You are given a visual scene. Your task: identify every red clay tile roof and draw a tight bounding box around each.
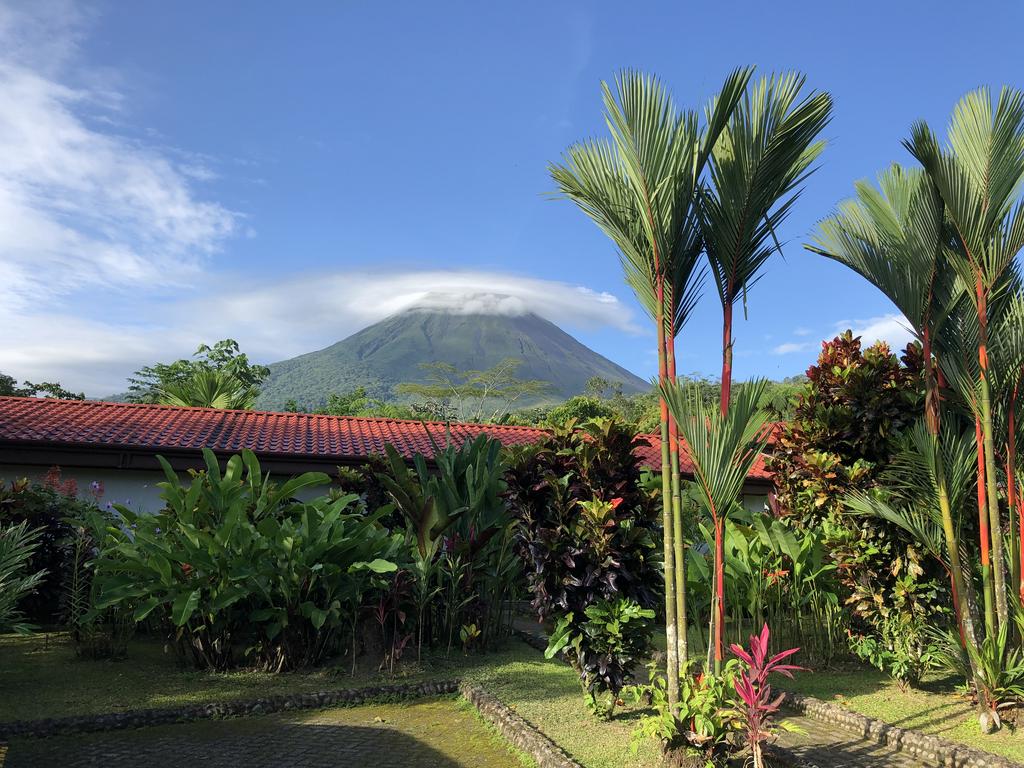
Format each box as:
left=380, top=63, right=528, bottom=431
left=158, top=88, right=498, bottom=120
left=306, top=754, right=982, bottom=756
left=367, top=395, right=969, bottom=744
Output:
left=0, top=396, right=772, bottom=482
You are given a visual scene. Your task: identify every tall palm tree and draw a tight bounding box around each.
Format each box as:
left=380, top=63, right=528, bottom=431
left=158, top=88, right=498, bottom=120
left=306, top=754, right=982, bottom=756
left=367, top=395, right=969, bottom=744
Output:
left=659, top=377, right=771, bottom=673
left=906, top=86, right=1024, bottom=632
left=807, top=164, right=982, bottom=657
left=700, top=72, right=831, bottom=670
left=156, top=368, right=259, bottom=410
left=550, top=68, right=750, bottom=702
left=702, top=73, right=832, bottom=415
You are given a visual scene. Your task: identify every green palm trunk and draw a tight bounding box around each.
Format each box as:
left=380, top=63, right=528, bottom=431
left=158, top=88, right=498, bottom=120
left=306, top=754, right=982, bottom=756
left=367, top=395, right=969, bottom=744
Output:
left=657, top=309, right=681, bottom=710
left=980, top=370, right=1009, bottom=630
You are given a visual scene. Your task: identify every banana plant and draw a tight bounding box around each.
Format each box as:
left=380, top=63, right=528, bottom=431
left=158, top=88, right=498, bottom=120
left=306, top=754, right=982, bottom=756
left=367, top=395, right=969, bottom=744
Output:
left=93, top=448, right=398, bottom=671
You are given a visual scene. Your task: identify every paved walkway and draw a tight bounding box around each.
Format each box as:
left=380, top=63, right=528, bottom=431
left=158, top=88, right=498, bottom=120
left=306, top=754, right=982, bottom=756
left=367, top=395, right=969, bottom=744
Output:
left=5, top=699, right=524, bottom=768
left=776, top=712, right=931, bottom=767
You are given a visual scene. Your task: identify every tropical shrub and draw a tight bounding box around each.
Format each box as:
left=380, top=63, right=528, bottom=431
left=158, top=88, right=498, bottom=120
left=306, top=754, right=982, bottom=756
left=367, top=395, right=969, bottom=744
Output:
left=763, top=333, right=947, bottom=669
left=545, top=396, right=617, bottom=427
left=547, top=597, right=655, bottom=715
left=508, top=419, right=661, bottom=714
left=685, top=509, right=842, bottom=663
left=728, top=625, right=805, bottom=768
left=377, top=434, right=517, bottom=658
left=63, top=507, right=134, bottom=659
left=92, top=449, right=399, bottom=671
left=0, top=470, right=108, bottom=625
left=629, top=659, right=741, bottom=763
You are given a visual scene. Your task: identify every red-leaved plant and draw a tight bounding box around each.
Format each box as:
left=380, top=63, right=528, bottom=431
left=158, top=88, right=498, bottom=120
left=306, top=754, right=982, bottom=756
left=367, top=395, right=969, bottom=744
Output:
left=730, top=624, right=805, bottom=768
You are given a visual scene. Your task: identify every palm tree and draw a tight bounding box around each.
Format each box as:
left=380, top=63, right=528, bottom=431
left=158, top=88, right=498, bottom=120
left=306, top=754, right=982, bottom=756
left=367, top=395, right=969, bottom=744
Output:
left=155, top=368, right=259, bottom=409
left=806, top=164, right=982, bottom=659
left=550, top=68, right=751, bottom=702
left=905, top=86, right=1024, bottom=632
left=702, top=73, right=832, bottom=414
left=700, top=72, right=831, bottom=671
left=659, top=378, right=771, bottom=673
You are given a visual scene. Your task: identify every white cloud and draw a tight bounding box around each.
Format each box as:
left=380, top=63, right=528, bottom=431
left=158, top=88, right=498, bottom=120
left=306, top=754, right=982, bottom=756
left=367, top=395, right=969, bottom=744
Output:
left=847, top=314, right=915, bottom=351
left=0, top=1, right=235, bottom=314
left=771, top=313, right=915, bottom=358
left=772, top=341, right=815, bottom=355
left=3, top=267, right=641, bottom=396
left=194, top=270, right=641, bottom=362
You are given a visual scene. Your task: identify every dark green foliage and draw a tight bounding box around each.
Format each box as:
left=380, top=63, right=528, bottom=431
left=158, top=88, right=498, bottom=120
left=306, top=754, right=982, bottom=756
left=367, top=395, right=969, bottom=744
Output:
left=334, top=455, right=394, bottom=522
left=377, top=435, right=518, bottom=657
left=0, top=521, right=47, bottom=634
left=0, top=373, right=84, bottom=400
left=507, top=419, right=661, bottom=709
left=546, top=395, right=617, bottom=426
left=63, top=510, right=134, bottom=659
left=125, top=339, right=269, bottom=404
left=255, top=310, right=647, bottom=411
left=92, top=449, right=400, bottom=671
left=764, top=332, right=945, bottom=672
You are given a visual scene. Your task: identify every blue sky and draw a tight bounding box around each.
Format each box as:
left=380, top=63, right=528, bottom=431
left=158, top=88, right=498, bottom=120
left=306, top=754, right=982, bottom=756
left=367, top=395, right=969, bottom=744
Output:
left=2, top=0, right=1022, bottom=395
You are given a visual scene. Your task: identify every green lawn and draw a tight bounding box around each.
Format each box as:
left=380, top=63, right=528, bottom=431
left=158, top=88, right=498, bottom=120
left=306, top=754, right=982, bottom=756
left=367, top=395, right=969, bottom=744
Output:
left=8, top=630, right=1022, bottom=767
left=0, top=632, right=473, bottom=722
left=0, top=632, right=661, bottom=768
left=463, top=652, right=663, bottom=768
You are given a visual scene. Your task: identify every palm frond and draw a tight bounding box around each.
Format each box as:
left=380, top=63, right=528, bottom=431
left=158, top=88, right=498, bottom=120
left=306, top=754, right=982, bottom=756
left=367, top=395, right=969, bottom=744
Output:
left=702, top=72, right=832, bottom=308
left=659, top=378, right=771, bottom=518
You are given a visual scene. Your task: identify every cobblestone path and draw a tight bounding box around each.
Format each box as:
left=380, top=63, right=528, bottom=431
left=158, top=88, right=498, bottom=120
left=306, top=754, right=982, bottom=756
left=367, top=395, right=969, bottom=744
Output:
left=776, top=711, right=931, bottom=767
left=5, top=698, right=526, bottom=768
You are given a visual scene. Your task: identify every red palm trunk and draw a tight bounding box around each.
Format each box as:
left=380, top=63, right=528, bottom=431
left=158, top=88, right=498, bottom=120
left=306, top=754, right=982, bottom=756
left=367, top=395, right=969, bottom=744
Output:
left=977, top=415, right=991, bottom=565
left=714, top=513, right=725, bottom=672
left=713, top=296, right=734, bottom=673
left=720, top=302, right=733, bottom=417
left=1009, top=382, right=1020, bottom=604
left=976, top=413, right=995, bottom=634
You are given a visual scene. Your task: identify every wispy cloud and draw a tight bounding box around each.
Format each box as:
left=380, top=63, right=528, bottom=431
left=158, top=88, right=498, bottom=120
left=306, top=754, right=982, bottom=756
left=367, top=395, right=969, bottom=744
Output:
left=772, top=341, right=815, bottom=355
left=771, top=313, right=915, bottom=357
left=0, top=5, right=235, bottom=313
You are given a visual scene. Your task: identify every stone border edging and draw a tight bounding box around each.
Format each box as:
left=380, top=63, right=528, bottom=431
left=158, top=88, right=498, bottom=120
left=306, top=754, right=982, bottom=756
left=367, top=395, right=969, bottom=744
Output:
left=0, top=679, right=460, bottom=740
left=513, top=621, right=1024, bottom=768
left=460, top=682, right=583, bottom=768
left=779, top=690, right=1020, bottom=768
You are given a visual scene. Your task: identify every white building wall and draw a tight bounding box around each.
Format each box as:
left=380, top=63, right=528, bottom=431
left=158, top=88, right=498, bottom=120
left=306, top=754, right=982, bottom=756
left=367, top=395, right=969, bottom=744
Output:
left=0, top=464, right=333, bottom=514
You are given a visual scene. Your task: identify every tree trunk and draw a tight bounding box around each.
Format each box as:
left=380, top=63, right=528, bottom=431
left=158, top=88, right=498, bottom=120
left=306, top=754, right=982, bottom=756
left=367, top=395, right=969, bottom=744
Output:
left=713, top=299, right=734, bottom=674
left=656, top=280, right=680, bottom=710
left=979, top=342, right=1008, bottom=631
left=666, top=325, right=687, bottom=669
left=1008, top=384, right=1020, bottom=606
left=713, top=513, right=725, bottom=674
left=976, top=414, right=997, bottom=637
left=720, top=302, right=733, bottom=417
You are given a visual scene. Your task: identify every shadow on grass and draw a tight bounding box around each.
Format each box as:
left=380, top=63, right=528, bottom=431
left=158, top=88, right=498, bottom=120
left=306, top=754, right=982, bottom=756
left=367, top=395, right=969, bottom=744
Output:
left=8, top=721, right=499, bottom=768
